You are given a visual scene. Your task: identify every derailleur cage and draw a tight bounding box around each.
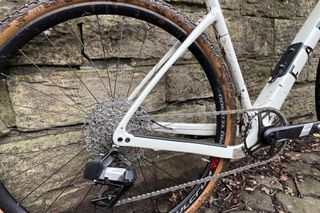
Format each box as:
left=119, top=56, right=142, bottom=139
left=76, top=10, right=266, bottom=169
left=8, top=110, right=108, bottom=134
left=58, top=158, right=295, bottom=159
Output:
left=84, top=148, right=136, bottom=208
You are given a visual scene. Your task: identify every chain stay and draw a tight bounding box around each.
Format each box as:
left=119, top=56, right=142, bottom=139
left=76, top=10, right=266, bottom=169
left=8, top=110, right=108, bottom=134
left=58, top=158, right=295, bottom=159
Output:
left=115, top=107, right=284, bottom=206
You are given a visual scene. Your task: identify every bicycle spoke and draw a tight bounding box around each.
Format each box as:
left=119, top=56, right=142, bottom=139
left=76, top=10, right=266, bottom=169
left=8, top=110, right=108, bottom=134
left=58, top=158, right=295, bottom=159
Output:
left=18, top=49, right=89, bottom=115
left=19, top=148, right=86, bottom=204
left=2, top=152, right=66, bottom=183
left=142, top=93, right=164, bottom=108
left=1, top=73, right=87, bottom=115
left=140, top=156, right=189, bottom=194
left=44, top=166, right=86, bottom=213
left=73, top=184, right=94, bottom=213
left=43, top=34, right=99, bottom=103
left=69, top=21, right=112, bottom=98
left=0, top=2, right=227, bottom=212
left=126, top=24, right=153, bottom=98
left=113, top=17, right=125, bottom=99
left=140, top=156, right=177, bottom=180
left=137, top=158, right=157, bottom=211
left=129, top=187, right=135, bottom=213
left=0, top=141, right=81, bottom=155
left=96, top=15, right=113, bottom=97
left=13, top=104, right=86, bottom=118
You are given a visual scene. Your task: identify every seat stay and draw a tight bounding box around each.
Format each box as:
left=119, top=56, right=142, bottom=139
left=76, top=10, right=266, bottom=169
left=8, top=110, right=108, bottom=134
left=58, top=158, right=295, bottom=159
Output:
left=113, top=9, right=219, bottom=145
left=127, top=41, right=181, bottom=101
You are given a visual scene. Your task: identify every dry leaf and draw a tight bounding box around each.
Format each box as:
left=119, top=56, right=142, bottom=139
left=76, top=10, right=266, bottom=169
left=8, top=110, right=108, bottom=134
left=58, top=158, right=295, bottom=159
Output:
left=280, top=175, right=289, bottom=182
left=261, top=186, right=270, bottom=195
left=244, top=187, right=255, bottom=192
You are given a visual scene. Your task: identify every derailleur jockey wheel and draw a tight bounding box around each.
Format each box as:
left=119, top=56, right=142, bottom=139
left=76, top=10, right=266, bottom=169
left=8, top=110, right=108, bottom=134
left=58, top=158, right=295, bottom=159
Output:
left=243, top=109, right=289, bottom=160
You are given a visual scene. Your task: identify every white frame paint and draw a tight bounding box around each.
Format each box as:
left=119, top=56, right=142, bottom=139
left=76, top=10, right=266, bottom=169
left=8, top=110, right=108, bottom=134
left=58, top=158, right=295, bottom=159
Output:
left=113, top=0, right=320, bottom=159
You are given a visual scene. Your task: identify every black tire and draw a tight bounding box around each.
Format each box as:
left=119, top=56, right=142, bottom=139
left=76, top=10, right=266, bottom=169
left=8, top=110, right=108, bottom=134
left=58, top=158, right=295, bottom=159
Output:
left=0, top=0, right=235, bottom=212
left=315, top=59, right=320, bottom=120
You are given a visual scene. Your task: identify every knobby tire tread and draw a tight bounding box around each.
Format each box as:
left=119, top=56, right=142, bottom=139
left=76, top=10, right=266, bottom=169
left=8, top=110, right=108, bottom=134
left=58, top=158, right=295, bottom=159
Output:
left=0, top=0, right=236, bottom=212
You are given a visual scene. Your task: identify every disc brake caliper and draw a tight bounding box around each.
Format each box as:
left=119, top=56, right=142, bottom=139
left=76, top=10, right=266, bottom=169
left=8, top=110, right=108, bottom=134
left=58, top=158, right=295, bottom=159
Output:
left=84, top=148, right=136, bottom=208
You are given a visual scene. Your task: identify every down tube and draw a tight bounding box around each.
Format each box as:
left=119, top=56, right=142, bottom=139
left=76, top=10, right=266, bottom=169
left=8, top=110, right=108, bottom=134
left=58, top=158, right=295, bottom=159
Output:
left=254, top=2, right=320, bottom=109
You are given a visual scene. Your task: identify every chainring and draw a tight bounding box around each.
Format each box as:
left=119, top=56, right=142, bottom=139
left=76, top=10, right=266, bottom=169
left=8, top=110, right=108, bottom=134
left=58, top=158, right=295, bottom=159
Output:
left=243, top=108, right=288, bottom=160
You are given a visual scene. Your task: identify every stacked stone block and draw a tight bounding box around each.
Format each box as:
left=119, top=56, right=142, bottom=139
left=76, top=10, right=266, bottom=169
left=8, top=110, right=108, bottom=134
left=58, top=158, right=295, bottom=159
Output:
left=0, top=1, right=319, bottom=209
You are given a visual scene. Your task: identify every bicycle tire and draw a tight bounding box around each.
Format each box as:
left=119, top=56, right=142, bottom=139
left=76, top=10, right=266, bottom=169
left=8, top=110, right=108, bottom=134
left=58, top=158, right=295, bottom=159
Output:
left=0, top=0, right=236, bottom=212
left=315, top=59, right=320, bottom=120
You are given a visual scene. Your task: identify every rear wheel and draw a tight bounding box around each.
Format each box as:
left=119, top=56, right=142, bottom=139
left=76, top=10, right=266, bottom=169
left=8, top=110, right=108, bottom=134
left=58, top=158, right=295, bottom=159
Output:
left=315, top=59, right=320, bottom=120
left=0, top=0, right=235, bottom=212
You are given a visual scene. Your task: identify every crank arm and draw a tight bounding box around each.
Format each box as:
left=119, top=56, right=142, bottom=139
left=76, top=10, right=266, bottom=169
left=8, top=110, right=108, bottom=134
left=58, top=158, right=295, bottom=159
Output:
left=263, top=121, right=320, bottom=143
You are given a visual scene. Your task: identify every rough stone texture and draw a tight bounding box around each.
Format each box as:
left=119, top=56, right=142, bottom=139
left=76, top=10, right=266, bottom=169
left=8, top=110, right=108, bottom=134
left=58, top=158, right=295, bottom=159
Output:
left=298, top=153, right=320, bottom=163
left=0, top=119, right=9, bottom=137
left=6, top=67, right=87, bottom=131
left=157, top=99, right=216, bottom=123
left=276, top=192, right=320, bottom=213
left=282, top=83, right=317, bottom=121
left=165, top=63, right=212, bottom=102
left=0, top=0, right=319, bottom=126
left=81, top=7, right=213, bottom=61
left=252, top=175, right=283, bottom=190
left=6, top=64, right=166, bottom=131
left=82, top=15, right=178, bottom=60
left=240, top=190, right=274, bottom=212
left=227, top=16, right=274, bottom=58
left=274, top=19, right=304, bottom=56
left=233, top=212, right=257, bottom=213
left=296, top=58, right=319, bottom=83
left=298, top=178, right=320, bottom=196
left=240, top=58, right=276, bottom=98
left=202, top=207, right=219, bottom=213
left=241, top=0, right=317, bottom=18
left=11, top=22, right=82, bottom=66
left=0, top=129, right=88, bottom=212
left=0, top=1, right=320, bottom=212
left=0, top=80, right=15, bottom=128
left=274, top=19, right=320, bottom=57
left=165, top=0, right=240, bottom=10
left=287, top=161, right=319, bottom=176
left=285, top=179, right=298, bottom=195
left=0, top=0, right=28, bottom=20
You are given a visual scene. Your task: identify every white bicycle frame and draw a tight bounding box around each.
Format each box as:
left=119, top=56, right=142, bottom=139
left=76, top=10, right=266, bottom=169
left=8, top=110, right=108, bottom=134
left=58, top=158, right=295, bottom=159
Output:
left=113, top=0, right=320, bottom=159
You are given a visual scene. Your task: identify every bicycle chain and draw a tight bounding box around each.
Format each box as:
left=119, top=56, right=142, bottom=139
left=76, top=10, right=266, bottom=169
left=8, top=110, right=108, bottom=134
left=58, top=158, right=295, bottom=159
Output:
left=115, top=107, right=285, bottom=206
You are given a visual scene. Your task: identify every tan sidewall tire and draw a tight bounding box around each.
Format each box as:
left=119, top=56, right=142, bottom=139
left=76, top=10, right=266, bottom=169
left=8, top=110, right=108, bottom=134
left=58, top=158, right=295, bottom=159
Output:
left=0, top=0, right=235, bottom=212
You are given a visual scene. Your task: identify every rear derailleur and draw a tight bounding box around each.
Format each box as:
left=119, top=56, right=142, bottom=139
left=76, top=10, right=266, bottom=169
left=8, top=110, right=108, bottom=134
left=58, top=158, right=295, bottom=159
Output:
left=84, top=147, right=136, bottom=208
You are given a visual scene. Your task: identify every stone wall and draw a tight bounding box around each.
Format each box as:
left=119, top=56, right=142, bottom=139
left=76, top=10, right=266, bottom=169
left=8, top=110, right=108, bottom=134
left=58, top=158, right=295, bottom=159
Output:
left=0, top=0, right=319, bottom=125
left=0, top=0, right=319, bottom=211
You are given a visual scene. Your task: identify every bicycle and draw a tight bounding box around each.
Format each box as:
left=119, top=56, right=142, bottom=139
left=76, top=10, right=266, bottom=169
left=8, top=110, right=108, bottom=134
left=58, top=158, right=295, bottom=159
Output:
left=0, top=0, right=319, bottom=212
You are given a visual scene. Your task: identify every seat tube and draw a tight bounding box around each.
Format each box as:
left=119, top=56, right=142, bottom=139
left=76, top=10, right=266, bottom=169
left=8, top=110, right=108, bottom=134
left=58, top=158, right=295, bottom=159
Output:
left=204, top=0, right=252, bottom=109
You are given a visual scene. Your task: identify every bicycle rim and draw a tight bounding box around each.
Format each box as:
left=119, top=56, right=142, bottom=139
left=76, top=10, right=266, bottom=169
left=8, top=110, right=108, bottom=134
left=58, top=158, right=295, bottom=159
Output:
left=0, top=0, right=235, bottom=212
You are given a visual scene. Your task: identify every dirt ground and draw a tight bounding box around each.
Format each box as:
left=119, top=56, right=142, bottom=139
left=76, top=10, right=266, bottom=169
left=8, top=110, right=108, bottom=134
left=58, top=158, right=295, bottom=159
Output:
left=200, top=136, right=320, bottom=213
